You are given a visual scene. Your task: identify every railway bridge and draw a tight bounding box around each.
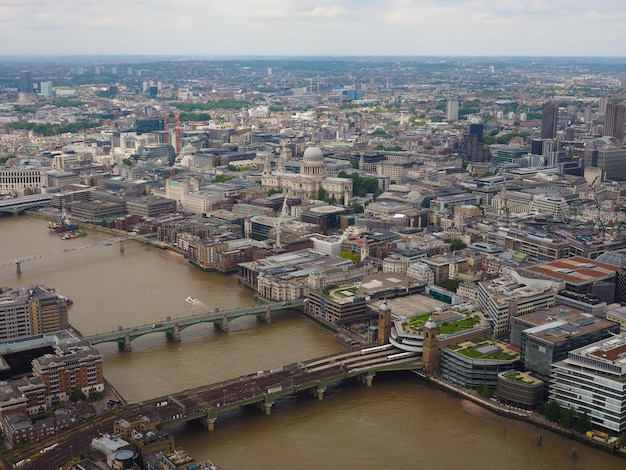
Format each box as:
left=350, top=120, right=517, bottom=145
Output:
left=130, top=344, right=424, bottom=430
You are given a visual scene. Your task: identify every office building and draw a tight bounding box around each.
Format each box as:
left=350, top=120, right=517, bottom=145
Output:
left=458, top=123, right=490, bottom=163
left=19, top=71, right=33, bottom=94
left=604, top=102, right=625, bottom=142
left=550, top=334, right=626, bottom=433
left=496, top=370, right=544, bottom=410
left=441, top=338, right=521, bottom=389
left=39, top=81, right=53, bottom=96
left=447, top=100, right=459, bottom=121
left=583, top=136, right=626, bottom=180
left=0, top=167, right=44, bottom=195
left=510, top=306, right=620, bottom=382
left=541, top=101, right=558, bottom=139
left=477, top=273, right=558, bottom=339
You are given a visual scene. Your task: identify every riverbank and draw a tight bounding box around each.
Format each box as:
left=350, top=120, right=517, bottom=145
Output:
left=427, top=375, right=626, bottom=459
left=21, top=210, right=626, bottom=462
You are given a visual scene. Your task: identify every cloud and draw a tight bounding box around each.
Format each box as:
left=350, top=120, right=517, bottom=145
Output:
left=0, top=0, right=624, bottom=56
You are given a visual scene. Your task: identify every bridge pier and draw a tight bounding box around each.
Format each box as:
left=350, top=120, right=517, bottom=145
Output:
left=261, top=305, right=272, bottom=325
left=166, top=324, right=181, bottom=342
left=15, top=261, right=21, bottom=275
left=365, top=373, right=375, bottom=387
left=316, top=383, right=327, bottom=401
left=119, top=240, right=125, bottom=253
left=258, top=396, right=275, bottom=415
left=118, top=333, right=132, bottom=352
left=215, top=315, right=229, bottom=332
left=204, top=418, right=216, bottom=431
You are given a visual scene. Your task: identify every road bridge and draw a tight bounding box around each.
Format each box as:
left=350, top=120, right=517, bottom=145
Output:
left=0, top=194, right=53, bottom=215
left=132, top=345, right=424, bottom=430
left=84, top=301, right=305, bottom=351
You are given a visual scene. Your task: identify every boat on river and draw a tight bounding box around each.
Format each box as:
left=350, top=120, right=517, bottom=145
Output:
left=48, top=202, right=79, bottom=234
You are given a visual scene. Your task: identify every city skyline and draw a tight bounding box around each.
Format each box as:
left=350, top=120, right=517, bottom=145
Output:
left=1, top=0, right=626, bottom=57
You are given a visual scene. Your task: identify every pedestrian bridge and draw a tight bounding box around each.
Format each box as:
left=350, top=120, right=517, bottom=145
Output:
left=83, top=301, right=305, bottom=350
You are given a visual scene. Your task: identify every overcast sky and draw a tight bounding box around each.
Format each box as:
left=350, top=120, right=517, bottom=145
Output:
left=1, top=0, right=624, bottom=57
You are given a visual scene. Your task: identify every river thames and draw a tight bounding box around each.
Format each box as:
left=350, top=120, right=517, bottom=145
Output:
left=0, top=214, right=623, bottom=469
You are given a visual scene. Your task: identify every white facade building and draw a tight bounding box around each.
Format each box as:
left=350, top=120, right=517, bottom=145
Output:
left=550, top=334, right=626, bottom=433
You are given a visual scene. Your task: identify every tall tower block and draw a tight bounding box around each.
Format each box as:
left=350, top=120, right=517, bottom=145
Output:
left=541, top=101, right=558, bottom=139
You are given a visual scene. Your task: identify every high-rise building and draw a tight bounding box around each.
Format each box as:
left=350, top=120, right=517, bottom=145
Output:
left=599, top=97, right=609, bottom=114
left=604, top=102, right=625, bottom=142
left=541, top=101, right=558, bottom=139
left=19, top=71, right=33, bottom=94
left=40, top=81, right=53, bottom=96
left=447, top=100, right=459, bottom=121
left=584, top=136, right=626, bottom=179
left=458, top=123, right=490, bottom=163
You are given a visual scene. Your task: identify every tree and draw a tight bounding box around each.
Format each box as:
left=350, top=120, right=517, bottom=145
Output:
left=450, top=238, right=467, bottom=252
left=339, top=251, right=359, bottom=263
left=215, top=175, right=232, bottom=183
left=337, top=171, right=383, bottom=199
left=619, top=432, right=626, bottom=448
left=575, top=410, right=591, bottom=433
left=436, top=278, right=460, bottom=292
left=544, top=400, right=561, bottom=422
left=69, top=388, right=86, bottom=403
left=121, top=158, right=132, bottom=166
left=317, top=187, right=327, bottom=201
left=351, top=202, right=364, bottom=213
left=559, top=406, right=576, bottom=428
left=476, top=384, right=492, bottom=398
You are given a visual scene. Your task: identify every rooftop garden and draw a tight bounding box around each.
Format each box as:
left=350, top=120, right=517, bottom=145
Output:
left=503, top=371, right=540, bottom=385
left=451, top=339, right=520, bottom=362
left=404, top=311, right=482, bottom=335
left=322, top=283, right=359, bottom=298
left=438, top=315, right=481, bottom=335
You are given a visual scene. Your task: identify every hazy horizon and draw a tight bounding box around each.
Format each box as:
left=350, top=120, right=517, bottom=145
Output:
left=2, top=1, right=625, bottom=57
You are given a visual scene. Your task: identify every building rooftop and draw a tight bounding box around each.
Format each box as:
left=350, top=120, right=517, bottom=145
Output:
left=357, top=273, right=422, bottom=298
left=479, top=275, right=554, bottom=306
left=371, top=293, right=446, bottom=319
left=499, top=370, right=543, bottom=386
left=524, top=256, right=619, bottom=286
left=0, top=330, right=77, bottom=355
left=574, top=334, right=626, bottom=373
left=449, top=339, right=520, bottom=362
left=517, top=307, right=618, bottom=344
